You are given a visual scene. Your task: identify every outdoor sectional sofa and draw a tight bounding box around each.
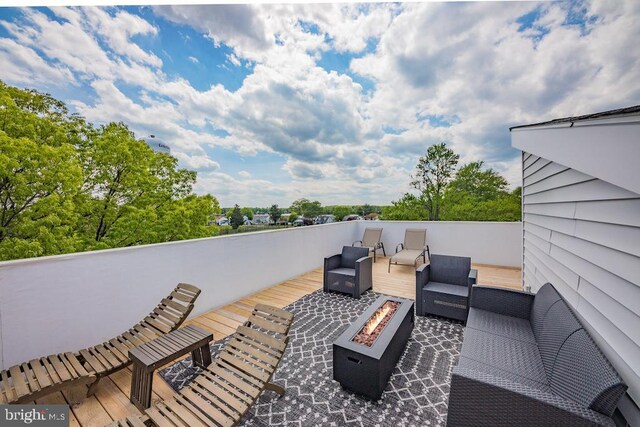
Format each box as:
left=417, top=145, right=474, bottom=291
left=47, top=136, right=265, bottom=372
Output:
left=447, top=283, right=627, bottom=426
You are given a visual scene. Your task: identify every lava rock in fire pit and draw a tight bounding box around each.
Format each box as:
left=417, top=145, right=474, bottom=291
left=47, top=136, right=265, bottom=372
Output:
left=352, top=301, right=401, bottom=347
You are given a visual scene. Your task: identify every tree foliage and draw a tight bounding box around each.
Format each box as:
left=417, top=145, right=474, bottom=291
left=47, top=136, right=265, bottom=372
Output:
left=381, top=194, right=430, bottom=221
left=410, top=142, right=460, bottom=220
left=229, top=204, right=244, bottom=229
left=383, top=144, right=521, bottom=222
left=331, top=205, right=352, bottom=221
left=240, top=207, right=254, bottom=220
left=290, top=198, right=322, bottom=218
left=269, top=204, right=281, bottom=224
left=0, top=81, right=220, bottom=261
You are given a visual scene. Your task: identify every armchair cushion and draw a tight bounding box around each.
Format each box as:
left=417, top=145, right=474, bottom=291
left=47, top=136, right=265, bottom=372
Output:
left=423, top=281, right=469, bottom=298
left=327, top=267, right=355, bottom=277
left=429, top=254, right=471, bottom=287
left=340, top=246, right=369, bottom=269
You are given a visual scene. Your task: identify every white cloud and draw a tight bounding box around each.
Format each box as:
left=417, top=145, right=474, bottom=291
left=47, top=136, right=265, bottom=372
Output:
left=2, top=1, right=639, bottom=207
left=0, top=38, right=75, bottom=86
left=173, top=152, right=220, bottom=171
left=226, top=53, right=240, bottom=67
left=188, top=56, right=199, bottom=64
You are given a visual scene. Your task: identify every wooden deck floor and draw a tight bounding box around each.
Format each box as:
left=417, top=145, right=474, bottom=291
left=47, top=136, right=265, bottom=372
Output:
left=35, top=258, right=521, bottom=426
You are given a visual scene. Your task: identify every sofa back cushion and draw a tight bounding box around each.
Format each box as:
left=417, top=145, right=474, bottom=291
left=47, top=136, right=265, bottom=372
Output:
left=530, top=283, right=562, bottom=340
left=551, top=329, right=627, bottom=417
left=429, top=254, right=471, bottom=287
left=341, top=246, right=369, bottom=269
left=536, top=298, right=582, bottom=376
left=532, top=283, right=627, bottom=416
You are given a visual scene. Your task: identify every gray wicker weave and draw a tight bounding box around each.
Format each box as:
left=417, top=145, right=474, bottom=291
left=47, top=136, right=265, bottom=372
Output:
left=446, top=283, right=627, bottom=426
left=323, top=246, right=372, bottom=299
left=416, top=254, right=477, bottom=322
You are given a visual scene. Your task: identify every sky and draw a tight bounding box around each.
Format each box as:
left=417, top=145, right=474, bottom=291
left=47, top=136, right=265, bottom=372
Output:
left=0, top=1, right=639, bottom=207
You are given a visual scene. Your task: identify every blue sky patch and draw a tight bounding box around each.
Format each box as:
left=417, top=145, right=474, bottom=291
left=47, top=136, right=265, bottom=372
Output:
left=382, top=126, right=406, bottom=135
left=417, top=113, right=460, bottom=128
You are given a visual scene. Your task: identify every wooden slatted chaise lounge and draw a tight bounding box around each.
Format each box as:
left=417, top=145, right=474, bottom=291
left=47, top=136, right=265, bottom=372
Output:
left=0, top=283, right=201, bottom=404
left=106, top=304, right=294, bottom=427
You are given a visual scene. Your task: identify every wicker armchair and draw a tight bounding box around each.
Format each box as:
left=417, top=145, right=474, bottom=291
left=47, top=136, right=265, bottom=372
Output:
left=416, top=254, right=476, bottom=322
left=323, top=246, right=372, bottom=299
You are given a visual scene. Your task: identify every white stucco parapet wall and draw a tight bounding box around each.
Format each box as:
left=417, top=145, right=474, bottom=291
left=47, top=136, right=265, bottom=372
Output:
left=0, top=220, right=521, bottom=369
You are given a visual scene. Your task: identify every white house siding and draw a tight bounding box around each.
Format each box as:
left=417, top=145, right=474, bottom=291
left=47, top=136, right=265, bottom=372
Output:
left=521, top=151, right=640, bottom=405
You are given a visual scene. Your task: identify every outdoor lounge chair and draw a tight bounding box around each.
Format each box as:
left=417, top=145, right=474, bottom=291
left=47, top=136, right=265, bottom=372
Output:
left=353, top=227, right=385, bottom=262
left=0, top=283, right=200, bottom=404
left=388, top=228, right=430, bottom=272
left=107, top=304, right=294, bottom=427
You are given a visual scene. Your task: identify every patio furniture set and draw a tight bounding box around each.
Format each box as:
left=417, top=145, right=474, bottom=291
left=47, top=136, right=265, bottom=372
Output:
left=324, top=227, right=626, bottom=426
left=0, top=226, right=627, bottom=426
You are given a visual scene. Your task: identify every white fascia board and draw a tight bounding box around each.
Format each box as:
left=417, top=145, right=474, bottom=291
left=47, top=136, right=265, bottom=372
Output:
left=511, top=116, right=640, bottom=195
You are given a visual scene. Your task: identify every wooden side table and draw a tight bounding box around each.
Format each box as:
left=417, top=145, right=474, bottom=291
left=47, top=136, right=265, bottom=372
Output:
left=129, top=325, right=213, bottom=410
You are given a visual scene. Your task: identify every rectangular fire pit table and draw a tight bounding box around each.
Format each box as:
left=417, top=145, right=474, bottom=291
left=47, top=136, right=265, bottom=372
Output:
left=333, top=295, right=414, bottom=400
left=129, top=325, right=213, bottom=410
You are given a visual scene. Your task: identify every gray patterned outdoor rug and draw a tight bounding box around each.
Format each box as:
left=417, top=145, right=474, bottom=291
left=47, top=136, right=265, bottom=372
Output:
left=159, top=290, right=464, bottom=426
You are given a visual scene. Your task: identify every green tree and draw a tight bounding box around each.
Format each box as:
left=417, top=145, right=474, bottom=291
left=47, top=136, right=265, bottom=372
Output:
left=440, top=162, right=520, bottom=221
left=288, top=212, right=299, bottom=223
left=269, top=204, right=281, bottom=224
left=332, top=205, right=352, bottom=221
left=74, top=122, right=198, bottom=248
left=0, top=80, right=222, bottom=260
left=229, top=204, right=244, bottom=229
left=0, top=82, right=85, bottom=260
left=290, top=198, right=322, bottom=218
left=359, top=204, right=375, bottom=216
left=240, top=207, right=254, bottom=221
left=381, top=194, right=430, bottom=220
left=447, top=161, right=508, bottom=201
left=0, top=134, right=83, bottom=260
left=411, top=143, right=459, bottom=220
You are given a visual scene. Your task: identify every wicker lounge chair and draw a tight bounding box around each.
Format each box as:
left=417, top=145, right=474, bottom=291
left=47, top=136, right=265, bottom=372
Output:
left=416, top=254, right=476, bottom=322
left=353, top=227, right=385, bottom=262
left=0, top=283, right=200, bottom=404
left=388, top=228, right=430, bottom=272
left=107, top=304, right=294, bottom=427
left=324, top=246, right=372, bottom=299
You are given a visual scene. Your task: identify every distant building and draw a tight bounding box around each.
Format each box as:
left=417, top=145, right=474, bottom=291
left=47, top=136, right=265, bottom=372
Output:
left=144, top=135, right=171, bottom=154
left=253, top=214, right=270, bottom=224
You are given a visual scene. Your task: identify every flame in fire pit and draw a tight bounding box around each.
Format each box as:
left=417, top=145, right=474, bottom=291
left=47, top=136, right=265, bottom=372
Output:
left=353, top=300, right=401, bottom=347
left=365, top=305, right=391, bottom=335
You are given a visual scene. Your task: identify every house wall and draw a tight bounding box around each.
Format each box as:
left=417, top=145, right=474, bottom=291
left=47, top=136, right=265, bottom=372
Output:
left=519, top=151, right=640, bottom=405
left=0, top=220, right=521, bottom=369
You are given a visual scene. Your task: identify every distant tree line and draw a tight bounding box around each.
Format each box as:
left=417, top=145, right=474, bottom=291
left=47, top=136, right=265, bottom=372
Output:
left=382, top=143, right=521, bottom=221
left=0, top=81, right=220, bottom=261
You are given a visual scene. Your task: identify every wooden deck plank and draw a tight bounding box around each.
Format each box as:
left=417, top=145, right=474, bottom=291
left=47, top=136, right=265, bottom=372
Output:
left=35, top=391, right=81, bottom=427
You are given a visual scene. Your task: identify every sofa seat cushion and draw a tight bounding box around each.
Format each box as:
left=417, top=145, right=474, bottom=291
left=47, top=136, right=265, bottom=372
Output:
left=467, top=308, right=536, bottom=344
left=460, top=329, right=548, bottom=385
left=457, top=355, right=551, bottom=393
